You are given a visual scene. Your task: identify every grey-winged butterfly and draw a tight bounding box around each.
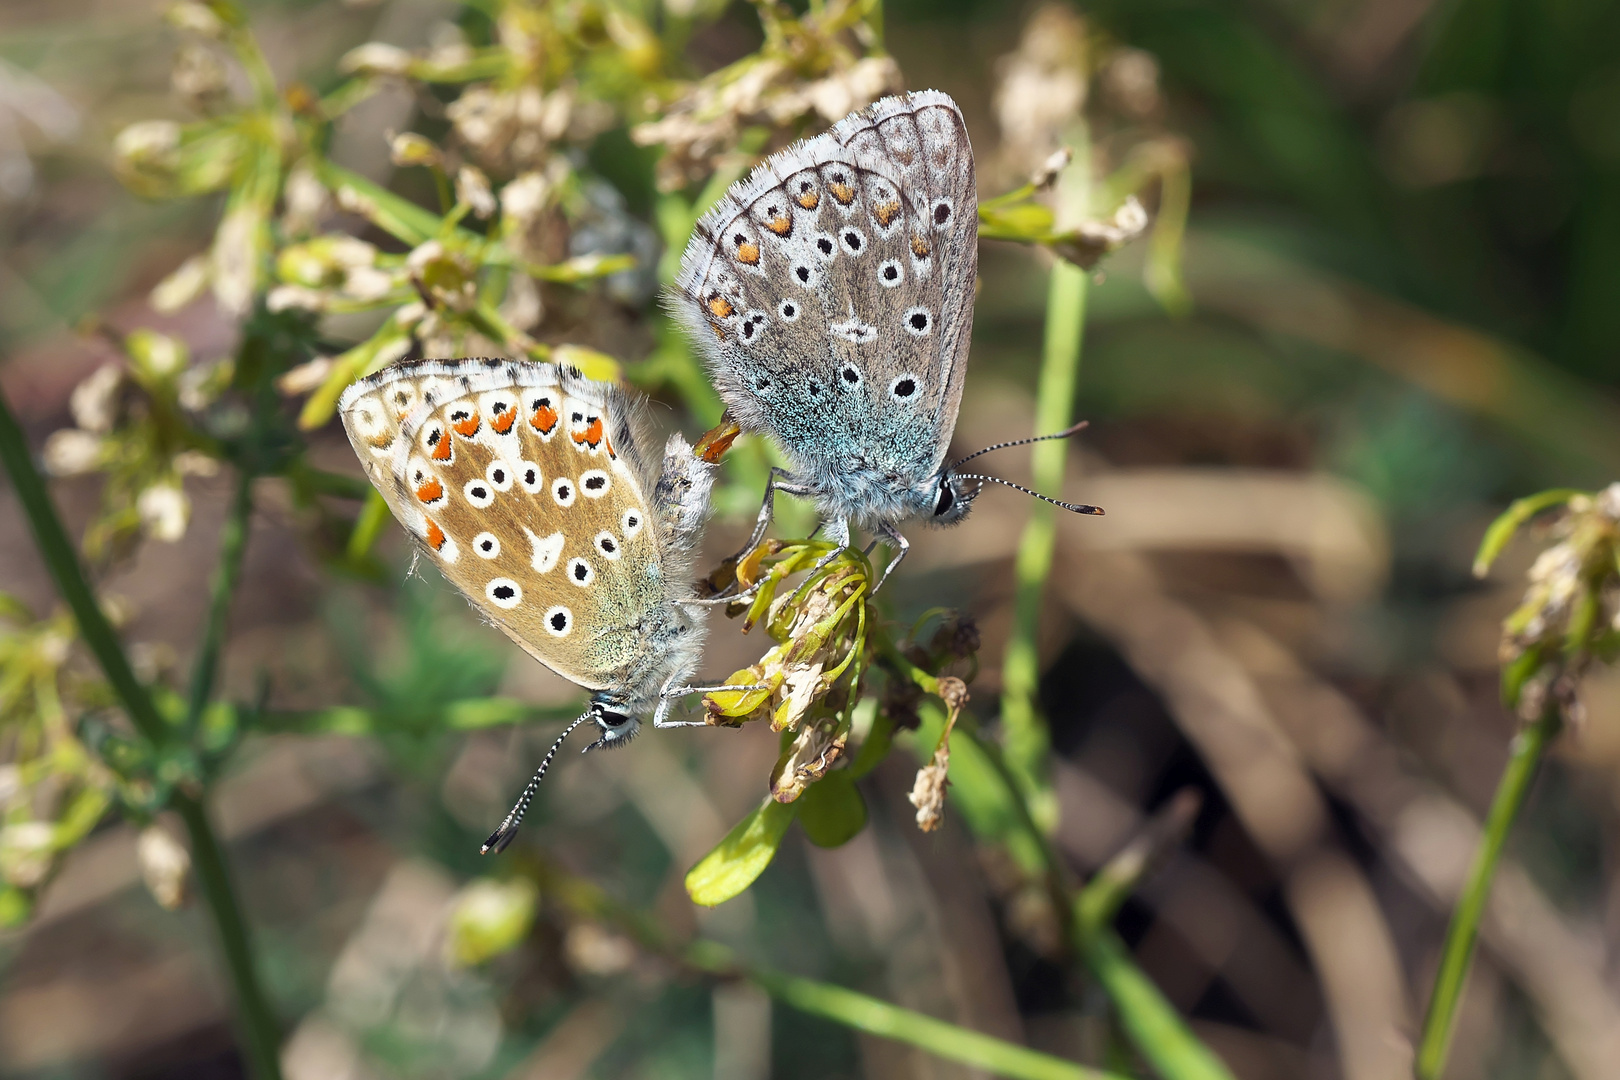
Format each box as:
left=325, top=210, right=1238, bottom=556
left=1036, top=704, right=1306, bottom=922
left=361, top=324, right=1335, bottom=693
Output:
left=672, top=90, right=1102, bottom=588
left=339, top=358, right=733, bottom=852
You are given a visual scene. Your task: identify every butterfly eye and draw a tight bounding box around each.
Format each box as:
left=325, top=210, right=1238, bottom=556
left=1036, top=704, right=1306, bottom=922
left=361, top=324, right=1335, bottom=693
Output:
left=933, top=481, right=956, bottom=517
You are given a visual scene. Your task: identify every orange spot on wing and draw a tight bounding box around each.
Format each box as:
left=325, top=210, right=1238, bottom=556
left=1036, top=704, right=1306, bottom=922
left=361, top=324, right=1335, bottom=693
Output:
left=416, top=478, right=443, bottom=503
left=429, top=431, right=453, bottom=460
left=736, top=242, right=760, bottom=265
left=424, top=519, right=445, bottom=550
left=707, top=295, right=734, bottom=319
left=710, top=323, right=726, bottom=342
left=829, top=181, right=855, bottom=205
left=874, top=200, right=901, bottom=226
left=766, top=215, right=792, bottom=236
left=797, top=190, right=820, bottom=210
left=453, top=415, right=480, bottom=437
left=367, top=433, right=394, bottom=449
left=911, top=235, right=932, bottom=259
left=572, top=417, right=604, bottom=449
left=491, top=406, right=516, bottom=434
left=531, top=403, right=558, bottom=434
left=604, top=433, right=616, bottom=460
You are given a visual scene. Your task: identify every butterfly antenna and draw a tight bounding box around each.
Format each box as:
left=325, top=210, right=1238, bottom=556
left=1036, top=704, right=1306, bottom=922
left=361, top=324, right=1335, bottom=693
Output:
left=481, top=711, right=594, bottom=854
left=954, top=473, right=1105, bottom=516
left=950, top=420, right=1090, bottom=469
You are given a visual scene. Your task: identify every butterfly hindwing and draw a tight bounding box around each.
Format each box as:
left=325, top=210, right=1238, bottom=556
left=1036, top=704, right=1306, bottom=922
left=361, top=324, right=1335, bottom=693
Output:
left=674, top=91, right=977, bottom=499
left=339, top=360, right=683, bottom=696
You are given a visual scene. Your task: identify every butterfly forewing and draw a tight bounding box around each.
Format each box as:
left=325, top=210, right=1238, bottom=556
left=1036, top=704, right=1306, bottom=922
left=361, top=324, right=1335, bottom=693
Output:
left=674, top=91, right=976, bottom=487
left=340, top=360, right=670, bottom=693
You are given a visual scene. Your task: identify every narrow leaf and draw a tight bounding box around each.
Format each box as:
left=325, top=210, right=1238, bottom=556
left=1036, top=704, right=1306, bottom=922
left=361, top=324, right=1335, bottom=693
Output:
left=685, top=796, right=796, bottom=906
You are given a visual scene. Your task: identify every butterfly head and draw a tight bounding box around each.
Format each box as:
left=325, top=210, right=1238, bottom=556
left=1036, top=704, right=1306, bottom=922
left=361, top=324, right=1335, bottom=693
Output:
left=927, top=470, right=978, bottom=527
left=586, top=696, right=641, bottom=751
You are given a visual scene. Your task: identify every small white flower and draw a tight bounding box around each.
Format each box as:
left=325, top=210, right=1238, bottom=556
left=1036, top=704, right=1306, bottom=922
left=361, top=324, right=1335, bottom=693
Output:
left=70, top=364, right=124, bottom=432
left=42, top=429, right=105, bottom=476
left=275, top=356, right=333, bottom=396
left=0, top=821, right=55, bottom=888
left=113, top=120, right=181, bottom=166
left=342, top=264, right=397, bottom=301
left=281, top=163, right=330, bottom=235
left=151, top=254, right=211, bottom=314
left=339, top=42, right=413, bottom=77
left=455, top=164, right=496, bottom=219
left=211, top=204, right=264, bottom=317
left=266, top=284, right=327, bottom=313
left=137, top=483, right=190, bottom=542
left=164, top=1, right=226, bottom=38
left=388, top=131, right=442, bottom=169
left=137, top=826, right=191, bottom=910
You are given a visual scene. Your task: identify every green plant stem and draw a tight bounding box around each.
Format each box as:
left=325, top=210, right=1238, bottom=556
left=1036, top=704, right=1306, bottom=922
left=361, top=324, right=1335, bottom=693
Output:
left=185, top=471, right=253, bottom=736
left=0, top=387, right=282, bottom=1079
left=999, top=257, right=1088, bottom=826
left=0, top=388, right=168, bottom=741
left=747, top=965, right=1118, bottom=1080
left=547, top=866, right=1123, bottom=1080
left=959, top=726, right=1236, bottom=1080
left=1416, top=704, right=1561, bottom=1080
left=174, top=794, right=284, bottom=1080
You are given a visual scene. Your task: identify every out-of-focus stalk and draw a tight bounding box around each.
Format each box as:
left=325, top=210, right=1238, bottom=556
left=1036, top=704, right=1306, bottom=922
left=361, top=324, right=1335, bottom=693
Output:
left=1000, top=137, right=1091, bottom=830
left=1415, top=704, right=1560, bottom=1080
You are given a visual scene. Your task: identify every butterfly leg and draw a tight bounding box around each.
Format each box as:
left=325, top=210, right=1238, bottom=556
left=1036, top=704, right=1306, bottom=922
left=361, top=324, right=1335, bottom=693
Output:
left=707, top=467, right=815, bottom=600
left=653, top=677, right=768, bottom=728
left=869, top=521, right=910, bottom=593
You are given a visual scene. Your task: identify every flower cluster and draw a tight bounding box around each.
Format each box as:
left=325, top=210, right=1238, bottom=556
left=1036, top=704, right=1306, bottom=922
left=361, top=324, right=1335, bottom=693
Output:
left=1480, top=484, right=1620, bottom=721
left=44, top=330, right=229, bottom=557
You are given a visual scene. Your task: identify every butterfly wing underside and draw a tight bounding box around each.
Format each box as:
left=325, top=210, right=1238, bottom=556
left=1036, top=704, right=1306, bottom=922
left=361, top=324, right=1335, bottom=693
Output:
left=673, top=90, right=977, bottom=484
left=339, top=360, right=674, bottom=694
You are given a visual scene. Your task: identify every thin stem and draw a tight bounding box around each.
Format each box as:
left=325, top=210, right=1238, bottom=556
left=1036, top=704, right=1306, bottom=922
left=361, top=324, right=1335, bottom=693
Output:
left=1416, top=704, right=1561, bottom=1080
left=748, top=965, right=1119, bottom=1080
left=174, top=794, right=284, bottom=1080
left=999, top=255, right=1088, bottom=825
left=0, top=385, right=166, bottom=742
left=545, top=863, right=1125, bottom=1080
left=185, top=471, right=254, bottom=737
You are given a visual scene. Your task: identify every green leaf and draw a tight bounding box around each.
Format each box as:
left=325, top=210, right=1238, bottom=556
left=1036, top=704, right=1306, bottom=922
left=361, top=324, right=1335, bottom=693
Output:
left=797, top=771, right=867, bottom=848
left=1473, top=488, right=1585, bottom=577
left=685, top=796, right=796, bottom=906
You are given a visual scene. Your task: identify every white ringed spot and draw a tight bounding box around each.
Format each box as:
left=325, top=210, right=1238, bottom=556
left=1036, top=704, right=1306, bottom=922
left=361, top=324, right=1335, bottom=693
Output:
left=902, top=306, right=932, bottom=337
left=622, top=509, right=644, bottom=538
left=777, top=299, right=800, bottom=322
left=839, top=227, right=867, bottom=256
left=472, top=532, right=501, bottom=559
left=517, top=461, right=543, bottom=493
left=543, top=605, right=572, bottom=637
left=552, top=477, right=576, bottom=507
left=878, top=259, right=904, bottom=287
left=464, top=478, right=495, bottom=508
left=486, top=459, right=514, bottom=491
left=595, top=531, right=622, bottom=561
left=579, top=469, right=611, bottom=498
left=567, top=557, right=595, bottom=587
left=486, top=578, right=522, bottom=609
left=889, top=374, right=920, bottom=402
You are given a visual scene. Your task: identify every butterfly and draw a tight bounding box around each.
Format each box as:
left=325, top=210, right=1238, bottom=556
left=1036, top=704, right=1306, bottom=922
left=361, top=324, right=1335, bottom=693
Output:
left=339, top=358, right=734, bottom=852
left=672, top=90, right=1101, bottom=589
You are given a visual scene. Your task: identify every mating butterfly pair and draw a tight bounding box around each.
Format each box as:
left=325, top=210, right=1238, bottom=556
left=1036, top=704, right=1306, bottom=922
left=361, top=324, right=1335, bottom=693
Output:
left=338, top=91, right=1100, bottom=853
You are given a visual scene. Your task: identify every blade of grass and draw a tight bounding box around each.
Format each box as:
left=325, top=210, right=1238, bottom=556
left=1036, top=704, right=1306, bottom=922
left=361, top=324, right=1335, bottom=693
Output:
left=184, top=471, right=253, bottom=738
